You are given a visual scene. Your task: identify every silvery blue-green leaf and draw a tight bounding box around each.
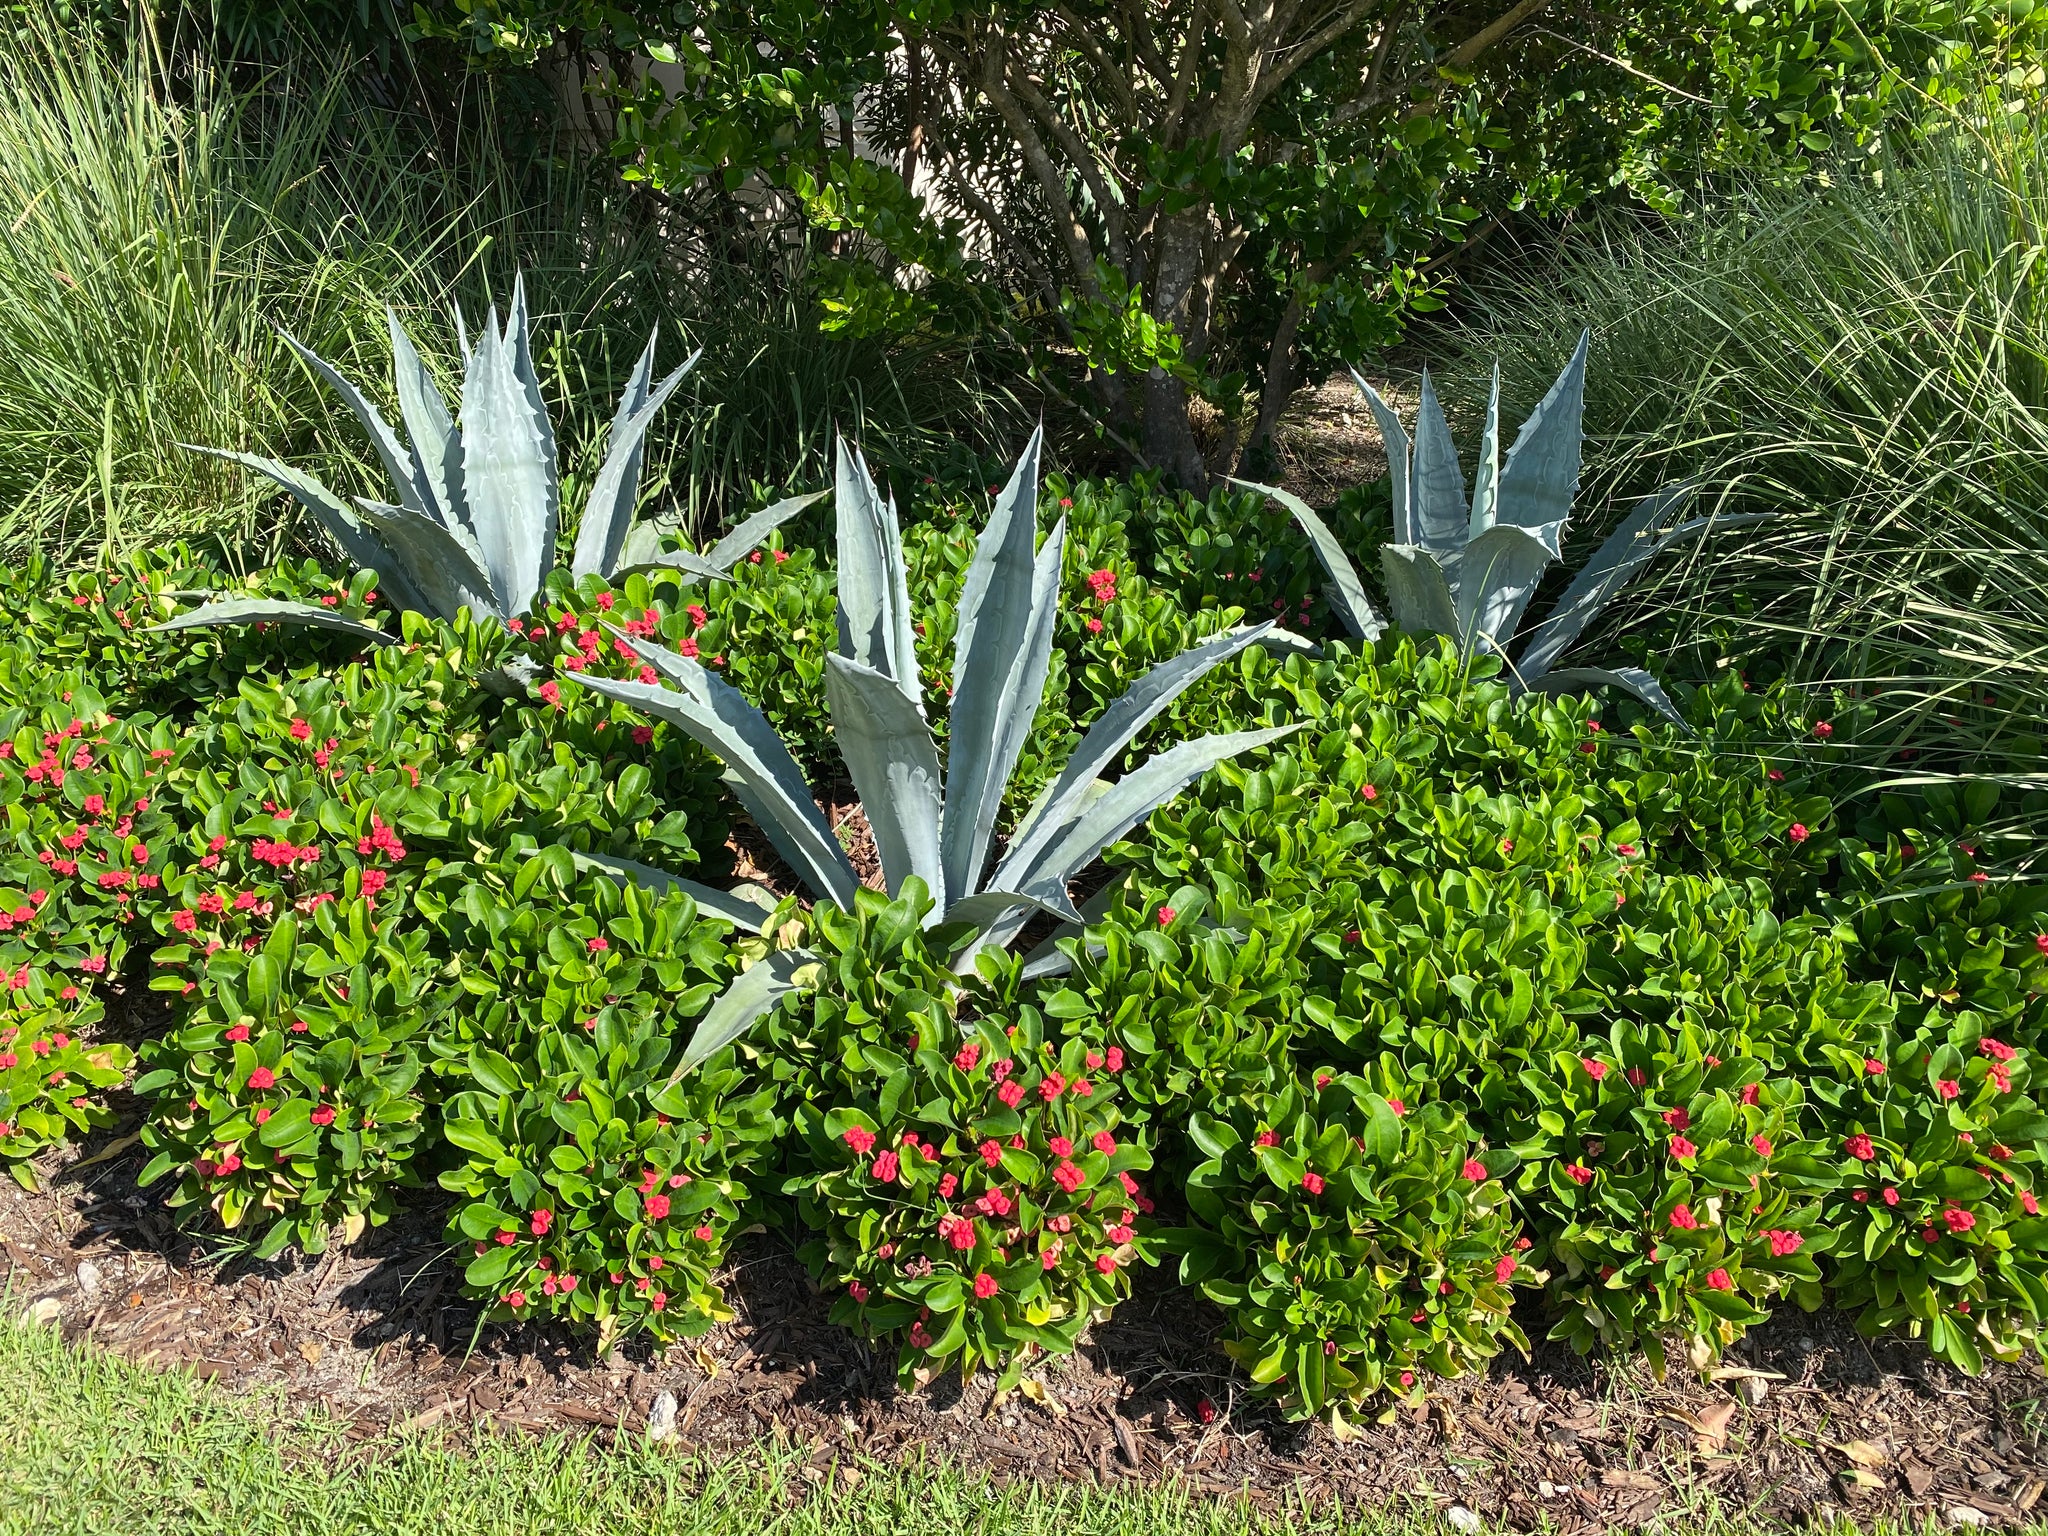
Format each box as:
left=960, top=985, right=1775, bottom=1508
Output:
left=461, top=300, right=555, bottom=617
left=385, top=310, right=458, bottom=529
left=572, top=345, right=697, bottom=580
left=1242, top=624, right=1320, bottom=657
left=1016, top=876, right=1129, bottom=980
left=945, top=432, right=1059, bottom=899
left=150, top=597, right=395, bottom=645
left=1532, top=665, right=1688, bottom=729
left=506, top=275, right=561, bottom=549
left=1516, top=485, right=1771, bottom=682
left=551, top=847, right=777, bottom=930
left=1004, top=620, right=1284, bottom=878
left=1496, top=329, right=1589, bottom=536
left=824, top=653, right=946, bottom=905
left=1455, top=521, right=1561, bottom=658
left=1348, top=369, right=1412, bottom=545
left=674, top=948, right=815, bottom=1078
left=1230, top=478, right=1382, bottom=640
left=703, top=487, right=829, bottom=573
left=1411, top=370, right=1469, bottom=553
left=1467, top=365, right=1503, bottom=539
left=476, top=655, right=543, bottom=698
left=178, top=445, right=433, bottom=618
left=353, top=498, right=498, bottom=620
left=568, top=666, right=859, bottom=911
left=279, top=331, right=428, bottom=516
left=832, top=438, right=919, bottom=703
left=1380, top=545, right=1459, bottom=636
left=1001, top=725, right=1301, bottom=896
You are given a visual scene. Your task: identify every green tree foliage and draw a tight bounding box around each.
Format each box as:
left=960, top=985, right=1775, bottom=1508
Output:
left=409, top=1, right=2046, bottom=484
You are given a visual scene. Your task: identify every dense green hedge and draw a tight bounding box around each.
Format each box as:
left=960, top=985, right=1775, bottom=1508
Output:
left=3, top=486, right=2045, bottom=1422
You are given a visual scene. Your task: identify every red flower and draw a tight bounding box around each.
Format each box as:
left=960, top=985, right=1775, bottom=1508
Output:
left=1462, top=1158, right=1488, bottom=1182
left=1668, top=1204, right=1699, bottom=1231
left=1301, top=1171, right=1325, bottom=1195
left=505, top=1291, right=527, bottom=1309
left=1662, top=1107, right=1690, bottom=1131
left=694, top=1225, right=714, bottom=1241
left=1049, top=1136, right=1073, bottom=1157
left=1564, top=1162, right=1593, bottom=1186
left=1705, top=1268, right=1734, bottom=1291
left=1788, top=823, right=1809, bottom=844
left=953, top=1041, right=981, bottom=1071
left=1812, top=721, right=1833, bottom=740
left=1844, top=1134, right=1876, bottom=1161
left=1582, top=1058, right=1607, bottom=1080
left=1156, top=905, right=1176, bottom=926
left=311, top=1105, right=335, bottom=1126
left=1764, top=1230, right=1803, bottom=1257
left=1668, top=1135, right=1697, bottom=1160
left=643, top=1193, right=671, bottom=1220
left=530, top=1209, right=552, bottom=1236
left=843, top=1125, right=876, bottom=1155
left=1039, top=1072, right=1067, bottom=1102
left=1054, top=1160, right=1085, bottom=1192
left=2024, top=1193, right=2040, bottom=1216
left=1387, top=1097, right=1406, bottom=1116
left=1740, top=1083, right=1761, bottom=1106
left=1863, top=1058, right=1885, bottom=1076
left=1359, top=783, right=1378, bottom=802
left=1936, top=1079, right=1960, bottom=1101
left=973, top=1272, right=999, bottom=1299
left=848, top=1280, right=869, bottom=1303
left=997, top=1080, right=1026, bottom=1108
left=587, top=936, right=609, bottom=953
left=1943, top=1207, right=1977, bottom=1234
left=1980, top=1038, right=2016, bottom=1062
left=290, top=718, right=312, bottom=741
left=247, top=1066, right=275, bottom=1090
left=1095, top=1254, right=1117, bottom=1274
left=945, top=1216, right=978, bottom=1252
left=872, top=1151, right=901, bottom=1183
left=1752, top=1135, right=1773, bottom=1157
left=1196, top=1397, right=1216, bottom=1425
left=1883, top=1186, right=1899, bottom=1205
left=1626, top=1067, right=1647, bottom=1088
left=1092, top=1131, right=1117, bottom=1155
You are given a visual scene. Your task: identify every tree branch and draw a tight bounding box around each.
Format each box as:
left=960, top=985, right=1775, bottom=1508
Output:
left=1444, top=0, right=1549, bottom=69
left=1006, top=61, right=1130, bottom=268
left=1253, top=0, right=1385, bottom=111
left=1160, top=0, right=1210, bottom=146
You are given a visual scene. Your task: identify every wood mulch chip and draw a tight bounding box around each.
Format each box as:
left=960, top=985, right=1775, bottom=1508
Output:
left=8, top=986, right=2048, bottom=1529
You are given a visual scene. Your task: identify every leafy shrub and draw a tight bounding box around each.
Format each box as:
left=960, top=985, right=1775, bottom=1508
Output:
left=0, top=970, right=131, bottom=1188
left=135, top=903, right=439, bottom=1255
left=777, top=885, right=1157, bottom=1386
left=1800, top=1014, right=2048, bottom=1372
left=1176, top=1072, right=1529, bottom=1420
left=438, top=1012, right=778, bottom=1345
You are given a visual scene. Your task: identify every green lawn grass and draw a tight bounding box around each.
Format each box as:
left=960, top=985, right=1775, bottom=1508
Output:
left=0, top=1319, right=1993, bottom=1536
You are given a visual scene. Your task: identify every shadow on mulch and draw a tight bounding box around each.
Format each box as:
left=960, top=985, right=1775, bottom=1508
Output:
left=7, top=990, right=2048, bottom=1531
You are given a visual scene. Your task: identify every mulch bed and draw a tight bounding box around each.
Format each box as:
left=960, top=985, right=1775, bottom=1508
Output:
left=6, top=985, right=2047, bottom=1531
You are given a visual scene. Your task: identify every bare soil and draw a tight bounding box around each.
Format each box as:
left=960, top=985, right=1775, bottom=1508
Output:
left=6, top=985, right=2048, bottom=1531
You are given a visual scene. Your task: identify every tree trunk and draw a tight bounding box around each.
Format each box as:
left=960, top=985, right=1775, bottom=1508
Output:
left=1141, top=369, right=1208, bottom=488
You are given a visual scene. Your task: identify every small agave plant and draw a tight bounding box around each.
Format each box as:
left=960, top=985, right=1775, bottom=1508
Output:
left=1240, top=331, right=1762, bottom=722
left=570, top=428, right=1298, bottom=1070
left=158, top=276, right=820, bottom=656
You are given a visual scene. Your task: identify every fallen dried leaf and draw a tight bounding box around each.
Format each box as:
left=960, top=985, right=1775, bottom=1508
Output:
left=400, top=1399, right=456, bottom=1433
left=1601, top=1469, right=1662, bottom=1491
left=1019, top=1379, right=1066, bottom=1417
left=1112, top=1415, right=1140, bottom=1467
left=1837, top=1439, right=1888, bottom=1471
left=297, top=1340, right=324, bottom=1366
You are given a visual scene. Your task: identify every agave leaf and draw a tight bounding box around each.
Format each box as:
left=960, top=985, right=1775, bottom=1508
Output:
left=1515, top=485, right=1771, bottom=682
left=551, top=847, right=777, bottom=930
left=1004, top=621, right=1285, bottom=878
left=568, top=664, right=860, bottom=911
left=385, top=310, right=459, bottom=530
left=824, top=654, right=946, bottom=905
left=1379, top=545, right=1459, bottom=636
left=1242, top=624, right=1320, bottom=657
left=944, top=430, right=1060, bottom=898
left=1496, top=328, right=1590, bottom=536
left=1467, top=365, right=1503, bottom=539
left=943, top=885, right=1086, bottom=933
left=1411, top=371, right=1469, bottom=554
left=572, top=345, right=698, bottom=581
left=279, top=331, right=429, bottom=516
left=353, top=498, right=498, bottom=620
left=703, top=487, right=830, bottom=573
left=1456, top=521, right=1562, bottom=658
left=1347, top=368, right=1413, bottom=545
left=1016, top=875, right=1131, bottom=980
left=150, top=597, right=395, bottom=645
left=179, top=445, right=434, bottom=618
left=832, top=439, right=919, bottom=703
left=1230, top=478, right=1383, bottom=641
left=1532, top=665, right=1688, bottom=729
left=506, top=276, right=561, bottom=558
left=999, top=725, right=1302, bottom=898
left=461, top=300, right=554, bottom=617
left=673, top=948, right=815, bottom=1079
